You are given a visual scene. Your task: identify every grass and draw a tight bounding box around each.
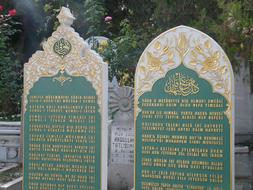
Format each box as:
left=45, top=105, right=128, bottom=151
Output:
left=0, top=164, right=22, bottom=185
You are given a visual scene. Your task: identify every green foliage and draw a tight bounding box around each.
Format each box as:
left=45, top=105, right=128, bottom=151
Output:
left=216, top=0, right=253, bottom=90
left=109, top=19, right=138, bottom=86
left=212, top=0, right=253, bottom=67
left=0, top=17, right=22, bottom=120
left=31, top=0, right=106, bottom=40
left=28, top=0, right=253, bottom=87
left=84, top=0, right=106, bottom=35
left=0, top=164, right=22, bottom=184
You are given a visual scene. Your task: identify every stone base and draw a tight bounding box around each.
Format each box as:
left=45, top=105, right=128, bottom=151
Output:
left=235, top=179, right=253, bottom=190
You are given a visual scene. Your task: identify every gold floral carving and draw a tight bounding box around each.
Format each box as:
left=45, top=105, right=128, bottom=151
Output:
left=176, top=33, right=189, bottom=61
left=23, top=7, right=106, bottom=112
left=189, top=39, right=232, bottom=123
left=53, top=72, right=72, bottom=87
left=135, top=26, right=233, bottom=125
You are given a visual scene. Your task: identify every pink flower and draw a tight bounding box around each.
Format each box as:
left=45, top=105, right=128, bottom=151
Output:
left=104, top=16, right=112, bottom=22
left=8, top=9, right=16, bottom=16
left=0, top=5, right=4, bottom=12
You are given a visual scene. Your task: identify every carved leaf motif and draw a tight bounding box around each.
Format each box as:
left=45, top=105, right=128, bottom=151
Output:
left=195, top=45, right=204, bottom=55
left=213, top=51, right=220, bottom=60
left=177, top=33, right=189, bottom=59
left=204, top=40, right=211, bottom=49
left=178, top=33, right=187, bottom=50
left=154, top=41, right=161, bottom=50
left=162, top=46, right=174, bottom=62
left=191, top=51, right=198, bottom=59
left=139, top=66, right=146, bottom=73
left=53, top=72, right=72, bottom=86
left=200, top=67, right=208, bottom=74
left=147, top=52, right=162, bottom=71
left=163, top=46, right=169, bottom=53
left=167, top=50, right=174, bottom=60
left=190, top=61, right=198, bottom=66
left=220, top=66, right=227, bottom=74
left=215, top=83, right=223, bottom=89
left=143, top=82, right=151, bottom=89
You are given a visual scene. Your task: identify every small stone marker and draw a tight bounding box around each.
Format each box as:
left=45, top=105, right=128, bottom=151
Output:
left=0, top=122, right=20, bottom=166
left=134, top=26, right=234, bottom=190
left=108, top=83, right=134, bottom=190
left=22, top=7, right=108, bottom=190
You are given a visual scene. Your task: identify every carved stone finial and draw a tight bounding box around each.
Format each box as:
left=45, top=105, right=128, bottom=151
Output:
left=109, top=86, right=134, bottom=114
left=111, top=76, right=119, bottom=88
left=57, top=7, right=75, bottom=26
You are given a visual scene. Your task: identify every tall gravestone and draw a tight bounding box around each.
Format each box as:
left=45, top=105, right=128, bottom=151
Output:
left=134, top=26, right=235, bottom=190
left=108, top=82, right=134, bottom=190
left=22, top=7, right=108, bottom=190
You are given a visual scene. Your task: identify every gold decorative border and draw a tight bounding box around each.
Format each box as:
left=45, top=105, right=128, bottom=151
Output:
left=23, top=20, right=105, bottom=114
left=135, top=26, right=233, bottom=126
left=134, top=25, right=234, bottom=190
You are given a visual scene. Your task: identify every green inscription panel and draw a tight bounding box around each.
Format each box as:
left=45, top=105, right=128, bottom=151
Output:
left=23, top=73, right=101, bottom=190
left=135, top=64, right=230, bottom=190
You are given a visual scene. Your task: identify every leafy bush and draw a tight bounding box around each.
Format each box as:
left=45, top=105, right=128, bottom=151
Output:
left=0, top=6, right=22, bottom=120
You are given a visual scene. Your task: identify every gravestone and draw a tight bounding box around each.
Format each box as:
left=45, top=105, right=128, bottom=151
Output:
left=108, top=81, right=134, bottom=190
left=235, top=65, right=253, bottom=143
left=134, top=26, right=235, bottom=190
left=22, top=7, right=108, bottom=190
left=0, top=122, right=20, bottom=168
left=235, top=146, right=253, bottom=190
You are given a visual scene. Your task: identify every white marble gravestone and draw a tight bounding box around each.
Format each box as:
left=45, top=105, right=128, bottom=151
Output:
left=108, top=81, right=134, bottom=190
left=134, top=25, right=235, bottom=190
left=23, top=7, right=108, bottom=190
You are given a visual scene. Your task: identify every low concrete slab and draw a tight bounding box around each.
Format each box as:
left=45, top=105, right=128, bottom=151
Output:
left=0, top=177, right=22, bottom=190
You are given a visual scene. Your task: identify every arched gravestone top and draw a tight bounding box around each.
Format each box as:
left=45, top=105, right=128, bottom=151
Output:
left=135, top=26, right=234, bottom=190
left=23, top=7, right=108, bottom=190
left=24, top=7, right=107, bottom=112
left=135, top=25, right=234, bottom=121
